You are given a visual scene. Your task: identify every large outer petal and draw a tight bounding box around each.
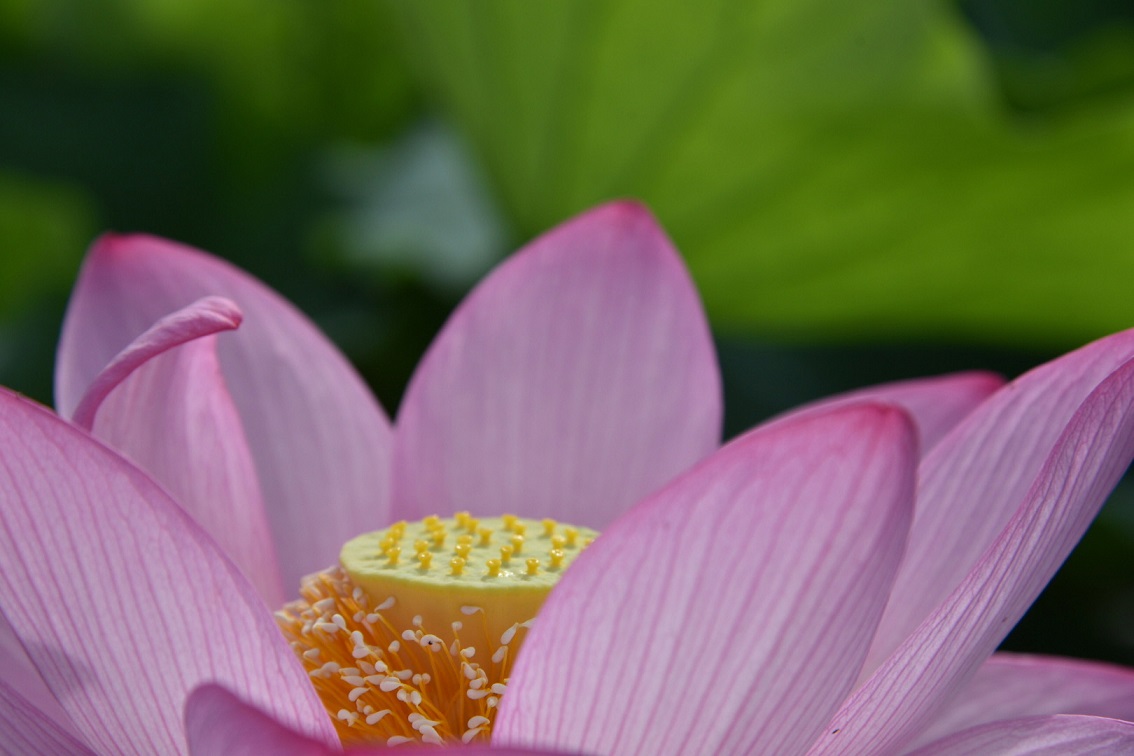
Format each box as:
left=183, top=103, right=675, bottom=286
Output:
left=865, top=328, right=1134, bottom=671
left=809, top=358, right=1134, bottom=754
left=907, top=715, right=1134, bottom=755
left=773, top=371, right=1004, bottom=456
left=910, top=653, right=1134, bottom=749
left=495, top=404, right=916, bottom=756
left=393, top=201, right=721, bottom=528
left=0, top=389, right=335, bottom=754
left=56, top=234, right=393, bottom=589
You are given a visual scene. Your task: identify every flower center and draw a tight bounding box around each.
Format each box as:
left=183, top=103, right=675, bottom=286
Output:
left=275, top=513, right=597, bottom=746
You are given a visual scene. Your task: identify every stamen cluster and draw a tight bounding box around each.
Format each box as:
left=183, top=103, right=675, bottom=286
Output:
left=276, top=513, right=598, bottom=745
left=276, top=567, right=526, bottom=745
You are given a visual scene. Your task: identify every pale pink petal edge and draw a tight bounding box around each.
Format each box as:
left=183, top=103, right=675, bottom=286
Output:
left=911, top=652, right=1134, bottom=749
left=908, top=714, right=1134, bottom=756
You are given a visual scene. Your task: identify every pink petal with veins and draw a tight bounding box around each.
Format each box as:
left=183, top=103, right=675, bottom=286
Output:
left=0, top=389, right=334, bottom=753
left=908, top=715, right=1134, bottom=755
left=90, top=331, right=284, bottom=605
left=866, top=328, right=1134, bottom=673
left=911, top=653, right=1134, bottom=749
left=497, top=404, right=916, bottom=756
left=395, top=201, right=721, bottom=529
left=774, top=370, right=1004, bottom=455
left=813, top=357, right=1134, bottom=754
left=57, top=234, right=393, bottom=589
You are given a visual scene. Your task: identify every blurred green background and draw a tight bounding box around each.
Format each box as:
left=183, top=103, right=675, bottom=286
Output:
left=2, top=0, right=1133, bottom=667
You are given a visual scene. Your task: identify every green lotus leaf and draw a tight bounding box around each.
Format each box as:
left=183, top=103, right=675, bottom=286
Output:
left=390, top=0, right=1134, bottom=346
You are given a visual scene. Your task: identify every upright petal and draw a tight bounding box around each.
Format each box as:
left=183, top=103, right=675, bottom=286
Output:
left=0, top=390, right=335, bottom=754
left=56, top=234, right=394, bottom=589
left=495, top=404, right=916, bottom=756
left=912, top=653, right=1134, bottom=749
left=773, top=371, right=1004, bottom=456
left=85, top=319, right=284, bottom=606
left=865, top=328, right=1134, bottom=672
left=810, top=357, right=1134, bottom=755
left=394, top=201, right=721, bottom=528
left=908, top=715, right=1134, bottom=755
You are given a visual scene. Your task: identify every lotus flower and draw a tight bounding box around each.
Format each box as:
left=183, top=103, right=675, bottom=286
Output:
left=2, top=202, right=1134, bottom=754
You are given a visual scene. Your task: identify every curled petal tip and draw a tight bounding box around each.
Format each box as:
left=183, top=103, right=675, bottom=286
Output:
left=69, top=296, right=246, bottom=430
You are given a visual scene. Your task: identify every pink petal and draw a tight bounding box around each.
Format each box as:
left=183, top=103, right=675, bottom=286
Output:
left=74, top=298, right=284, bottom=605
left=0, top=389, right=336, bottom=753
left=865, top=329, right=1134, bottom=673
left=810, top=357, right=1134, bottom=755
left=56, top=233, right=394, bottom=590
left=907, top=715, right=1134, bottom=756
left=186, top=683, right=565, bottom=756
left=69, top=296, right=242, bottom=431
left=911, top=653, right=1134, bottom=749
left=186, top=685, right=332, bottom=756
left=776, top=371, right=1004, bottom=456
left=0, top=676, right=92, bottom=755
left=393, top=201, right=721, bottom=528
left=0, top=611, right=73, bottom=733
left=495, top=404, right=916, bottom=756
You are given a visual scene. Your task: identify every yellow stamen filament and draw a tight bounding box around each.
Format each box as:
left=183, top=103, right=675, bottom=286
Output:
left=416, top=551, right=432, bottom=570
left=450, top=557, right=466, bottom=576
left=485, top=559, right=501, bottom=578
left=548, top=549, right=565, bottom=569
left=525, top=558, right=539, bottom=576
left=386, top=547, right=401, bottom=567
left=499, top=545, right=513, bottom=566
left=510, top=534, right=524, bottom=554
left=276, top=568, right=523, bottom=746
left=564, top=528, right=578, bottom=548
left=477, top=528, right=493, bottom=547
left=542, top=519, right=556, bottom=537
